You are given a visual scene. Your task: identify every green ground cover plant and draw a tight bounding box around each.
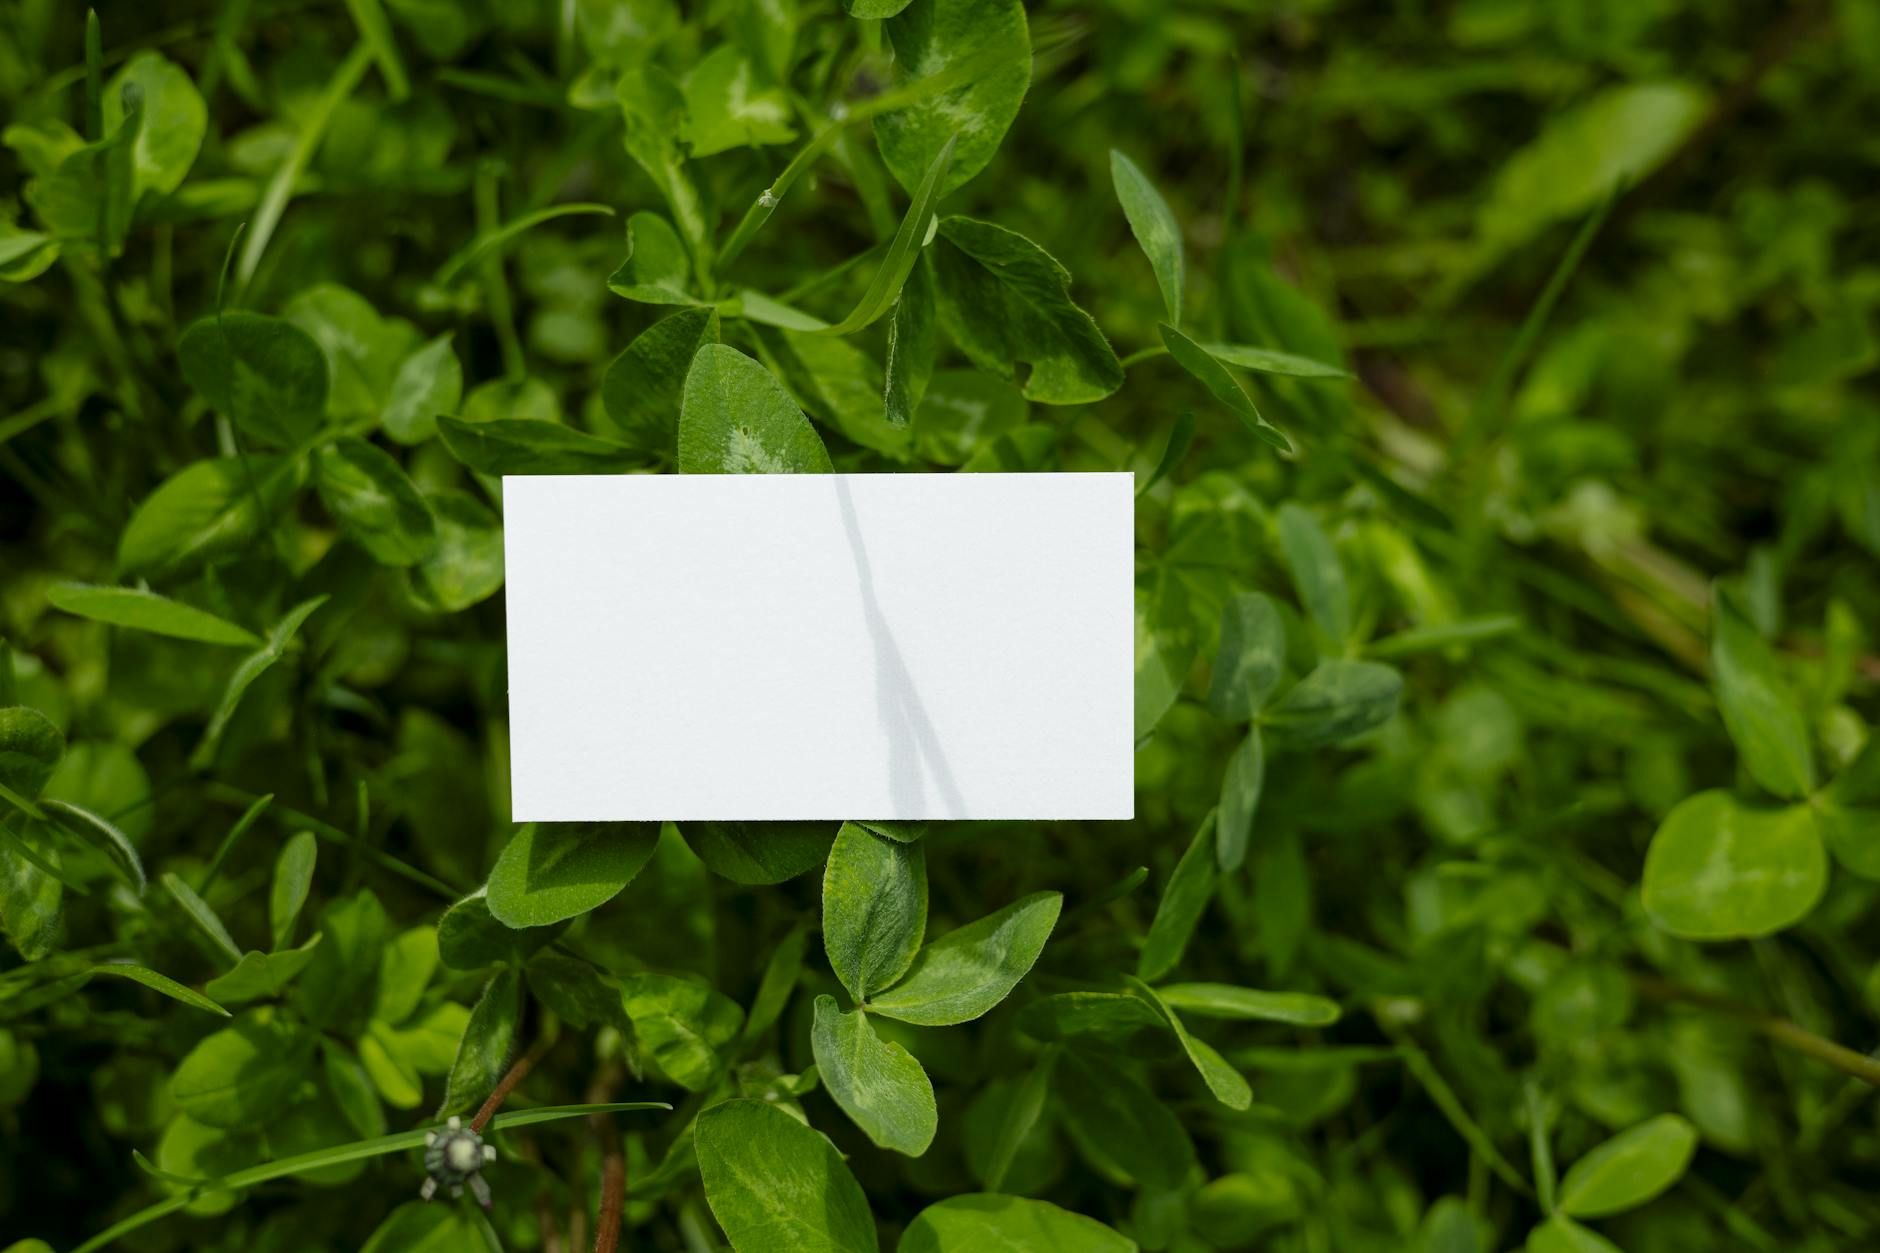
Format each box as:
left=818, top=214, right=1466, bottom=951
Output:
left=2, top=0, right=1878, bottom=1250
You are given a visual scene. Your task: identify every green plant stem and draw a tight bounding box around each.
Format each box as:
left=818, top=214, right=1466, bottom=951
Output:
left=474, top=163, right=527, bottom=382
left=236, top=41, right=372, bottom=291
left=68, top=1103, right=669, bottom=1253
left=203, top=783, right=464, bottom=898
left=1636, top=976, right=1880, bottom=1087
left=84, top=10, right=104, bottom=140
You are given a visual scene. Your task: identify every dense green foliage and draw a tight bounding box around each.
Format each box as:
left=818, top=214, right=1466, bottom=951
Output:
left=3, top=1, right=1879, bottom=1251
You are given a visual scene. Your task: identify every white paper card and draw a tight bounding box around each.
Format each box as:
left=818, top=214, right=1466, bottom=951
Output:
left=503, top=473, right=1135, bottom=821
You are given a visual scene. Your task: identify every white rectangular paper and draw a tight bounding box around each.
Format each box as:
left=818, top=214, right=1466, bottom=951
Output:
left=503, top=473, right=1134, bottom=821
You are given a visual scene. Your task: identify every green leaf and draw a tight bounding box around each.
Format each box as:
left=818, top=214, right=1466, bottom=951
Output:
left=485, top=821, right=660, bottom=927
left=284, top=284, right=418, bottom=420
left=437, top=889, right=558, bottom=970
left=1054, top=1047, right=1195, bottom=1190
left=45, top=583, right=261, bottom=647
left=621, top=971, right=743, bottom=1090
left=88, top=962, right=229, bottom=1016
left=678, top=344, right=834, bottom=474
left=932, top=216, right=1122, bottom=405
left=298, top=888, right=388, bottom=1031
left=437, top=967, right=520, bottom=1117
left=161, top=871, right=242, bottom=964
left=844, top=0, right=913, bottom=16
left=1123, top=976, right=1251, bottom=1110
left=1556, top=1113, right=1697, bottom=1218
left=1199, top=342, right=1351, bottom=379
left=204, top=936, right=323, bottom=1003
left=1208, top=592, right=1285, bottom=722
left=381, top=333, right=463, bottom=445
left=28, top=91, right=139, bottom=252
left=1277, top=503, right=1351, bottom=645
left=1525, top=1218, right=1623, bottom=1253
left=436, top=415, right=642, bottom=475
left=1159, top=323, right=1289, bottom=451
left=1479, top=82, right=1706, bottom=255
left=102, top=51, right=205, bottom=199
left=406, top=488, right=504, bottom=613
left=823, top=822, right=928, bottom=1002
left=0, top=706, right=63, bottom=800
left=526, top=950, right=626, bottom=1033
left=616, top=68, right=711, bottom=276
left=1111, top=149, right=1183, bottom=326
left=1136, top=409, right=1194, bottom=498
left=313, top=437, right=437, bottom=566
left=1711, top=591, right=1814, bottom=799
left=171, top=1010, right=312, bottom=1128
left=117, top=455, right=306, bottom=580
left=1156, top=982, right=1342, bottom=1026
left=361, top=1202, right=483, bottom=1253
left=1017, top=991, right=1165, bottom=1044
left=374, top=925, right=439, bottom=1024
left=980, top=1051, right=1055, bottom=1191
left=741, top=921, right=812, bottom=1046
left=1217, top=727, right=1264, bottom=871
left=696, top=1098, right=879, bottom=1253
left=41, top=797, right=145, bottom=892
left=1263, top=660, right=1403, bottom=747
left=900, top=1193, right=1136, bottom=1253
left=884, top=258, right=937, bottom=428
left=874, top=0, right=1030, bottom=197
left=270, top=830, right=317, bottom=951
left=682, top=46, right=795, bottom=157
left=605, top=211, right=699, bottom=305
left=812, top=996, right=937, bottom=1156
left=191, top=596, right=328, bottom=771
left=682, top=821, right=837, bottom=884
left=1642, top=791, right=1826, bottom=940
left=1134, top=578, right=1194, bottom=742
left=818, top=134, right=956, bottom=338
left=177, top=313, right=329, bottom=449
left=601, top=306, right=719, bottom=452
left=868, top=891, right=1060, bottom=1025
left=0, top=831, right=62, bottom=960
left=1138, top=812, right=1216, bottom=982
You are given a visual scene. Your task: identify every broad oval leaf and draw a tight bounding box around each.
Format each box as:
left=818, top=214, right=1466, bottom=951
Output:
left=104, top=52, right=206, bottom=199
left=682, top=820, right=837, bottom=884
left=812, top=996, right=937, bottom=1156
left=1710, top=591, right=1814, bottom=800
left=117, top=455, right=306, bottom=580
left=406, top=488, right=503, bottom=613
left=606, top=211, right=698, bottom=304
left=696, top=1098, right=879, bottom=1253
left=1526, top=1217, right=1623, bottom=1253
left=824, top=822, right=928, bottom=1002
left=0, top=706, right=64, bottom=799
left=1111, top=149, right=1183, bottom=326
left=1209, top=592, right=1285, bottom=722
left=381, top=332, right=463, bottom=445
left=313, top=437, right=437, bottom=567
left=621, top=971, right=743, bottom=1090
left=678, top=344, right=834, bottom=474
left=932, top=217, right=1122, bottom=405
left=900, top=1193, right=1136, bottom=1253
left=45, top=583, right=260, bottom=647
left=177, top=313, right=328, bottom=449
left=1263, top=660, right=1403, bottom=747
left=868, top=890, right=1061, bottom=1026
left=485, top=821, right=660, bottom=927
left=437, top=967, right=521, bottom=1117
left=1276, top=503, right=1351, bottom=645
left=436, top=415, right=642, bottom=475
left=1641, top=791, right=1826, bottom=940
left=171, top=1010, right=312, bottom=1129
left=601, top=306, right=720, bottom=453
left=1556, top=1113, right=1697, bottom=1219
left=874, top=0, right=1030, bottom=197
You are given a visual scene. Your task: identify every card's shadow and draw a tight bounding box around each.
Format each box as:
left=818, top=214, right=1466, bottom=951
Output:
left=834, top=477, right=967, bottom=819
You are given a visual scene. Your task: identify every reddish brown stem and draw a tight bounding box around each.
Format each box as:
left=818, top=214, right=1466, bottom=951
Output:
left=470, top=1035, right=552, bottom=1133
left=593, top=1136, right=625, bottom=1253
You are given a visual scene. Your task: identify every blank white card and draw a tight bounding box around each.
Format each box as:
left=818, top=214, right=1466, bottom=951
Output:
left=503, top=473, right=1135, bottom=821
